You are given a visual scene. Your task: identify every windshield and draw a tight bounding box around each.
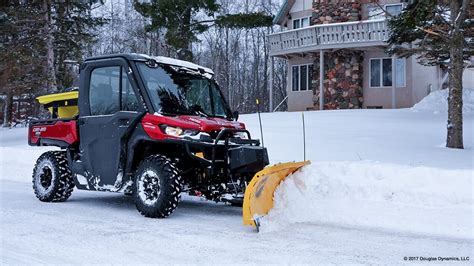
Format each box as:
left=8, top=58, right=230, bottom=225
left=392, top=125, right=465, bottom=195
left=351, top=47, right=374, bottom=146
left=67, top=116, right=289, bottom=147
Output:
left=137, top=62, right=231, bottom=119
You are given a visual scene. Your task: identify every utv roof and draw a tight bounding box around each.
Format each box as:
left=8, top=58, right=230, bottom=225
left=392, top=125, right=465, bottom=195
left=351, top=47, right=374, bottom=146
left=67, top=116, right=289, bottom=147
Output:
left=85, top=53, right=214, bottom=75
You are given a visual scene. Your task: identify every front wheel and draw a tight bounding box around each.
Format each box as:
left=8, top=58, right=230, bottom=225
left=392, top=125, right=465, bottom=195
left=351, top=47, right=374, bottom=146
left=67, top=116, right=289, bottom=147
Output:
left=32, top=151, right=75, bottom=202
left=133, top=155, right=183, bottom=218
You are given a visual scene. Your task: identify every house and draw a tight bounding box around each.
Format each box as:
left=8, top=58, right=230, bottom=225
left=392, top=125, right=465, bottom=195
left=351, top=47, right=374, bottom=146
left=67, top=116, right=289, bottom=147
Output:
left=270, top=0, right=449, bottom=111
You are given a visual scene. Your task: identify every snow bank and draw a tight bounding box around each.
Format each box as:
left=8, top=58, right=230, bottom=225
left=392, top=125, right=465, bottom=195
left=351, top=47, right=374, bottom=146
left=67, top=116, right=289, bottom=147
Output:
left=412, top=88, right=474, bottom=115
left=261, top=162, right=473, bottom=240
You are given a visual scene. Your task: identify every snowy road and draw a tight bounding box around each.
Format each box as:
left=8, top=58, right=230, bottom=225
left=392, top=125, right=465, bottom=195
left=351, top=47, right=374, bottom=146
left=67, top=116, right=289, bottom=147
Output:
left=1, top=180, right=472, bottom=264
left=2, top=102, right=474, bottom=264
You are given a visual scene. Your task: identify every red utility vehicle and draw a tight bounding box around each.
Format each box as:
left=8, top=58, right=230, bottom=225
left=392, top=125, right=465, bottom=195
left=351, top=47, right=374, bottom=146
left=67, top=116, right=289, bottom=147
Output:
left=29, top=54, right=268, bottom=218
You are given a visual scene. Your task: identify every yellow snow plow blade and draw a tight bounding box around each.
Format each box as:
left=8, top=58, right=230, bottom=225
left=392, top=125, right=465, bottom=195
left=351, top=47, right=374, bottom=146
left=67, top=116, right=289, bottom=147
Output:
left=36, top=91, right=79, bottom=119
left=243, top=161, right=310, bottom=229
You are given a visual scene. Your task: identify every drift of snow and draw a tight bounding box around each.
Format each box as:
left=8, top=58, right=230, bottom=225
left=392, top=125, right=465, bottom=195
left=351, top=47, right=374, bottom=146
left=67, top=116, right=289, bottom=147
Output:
left=412, top=88, right=474, bottom=115
left=261, top=162, right=473, bottom=239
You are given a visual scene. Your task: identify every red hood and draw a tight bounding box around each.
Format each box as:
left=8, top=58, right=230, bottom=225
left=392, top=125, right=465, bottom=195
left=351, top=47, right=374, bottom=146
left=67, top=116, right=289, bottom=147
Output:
left=141, top=113, right=245, bottom=140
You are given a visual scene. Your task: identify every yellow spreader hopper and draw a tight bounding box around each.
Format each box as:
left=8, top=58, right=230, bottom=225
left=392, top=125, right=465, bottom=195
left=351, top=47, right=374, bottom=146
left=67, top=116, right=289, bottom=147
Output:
left=36, top=91, right=79, bottom=119
left=243, top=160, right=310, bottom=231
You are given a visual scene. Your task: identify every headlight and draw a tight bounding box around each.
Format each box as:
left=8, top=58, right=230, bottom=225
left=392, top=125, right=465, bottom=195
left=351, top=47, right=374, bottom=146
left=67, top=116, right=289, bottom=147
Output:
left=164, top=126, right=183, bottom=136
left=233, top=132, right=248, bottom=140
left=161, top=125, right=198, bottom=137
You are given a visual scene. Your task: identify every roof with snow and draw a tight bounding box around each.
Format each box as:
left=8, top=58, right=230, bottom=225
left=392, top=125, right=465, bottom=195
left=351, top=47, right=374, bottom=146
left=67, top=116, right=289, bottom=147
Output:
left=85, top=53, right=214, bottom=75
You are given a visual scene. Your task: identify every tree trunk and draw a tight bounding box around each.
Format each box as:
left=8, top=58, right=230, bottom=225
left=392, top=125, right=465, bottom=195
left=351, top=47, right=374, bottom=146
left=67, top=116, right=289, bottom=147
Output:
left=178, top=8, right=193, bottom=61
left=2, top=92, right=13, bottom=127
left=446, top=33, right=464, bottom=149
left=446, top=2, right=464, bottom=149
left=43, top=0, right=57, bottom=93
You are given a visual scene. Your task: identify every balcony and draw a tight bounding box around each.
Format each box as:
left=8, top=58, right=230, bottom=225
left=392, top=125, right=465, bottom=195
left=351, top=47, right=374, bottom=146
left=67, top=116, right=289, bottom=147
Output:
left=268, top=19, right=389, bottom=57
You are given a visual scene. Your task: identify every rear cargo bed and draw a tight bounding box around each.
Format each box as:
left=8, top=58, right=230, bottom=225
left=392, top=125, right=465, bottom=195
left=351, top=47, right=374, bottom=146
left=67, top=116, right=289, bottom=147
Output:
left=28, top=119, right=78, bottom=148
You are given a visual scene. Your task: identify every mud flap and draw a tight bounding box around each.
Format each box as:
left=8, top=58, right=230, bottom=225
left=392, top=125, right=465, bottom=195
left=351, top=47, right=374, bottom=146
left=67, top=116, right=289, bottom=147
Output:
left=242, top=161, right=311, bottom=230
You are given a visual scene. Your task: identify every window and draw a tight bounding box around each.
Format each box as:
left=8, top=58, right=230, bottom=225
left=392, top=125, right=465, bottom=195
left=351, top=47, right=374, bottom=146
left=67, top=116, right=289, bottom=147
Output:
left=292, top=66, right=299, bottom=91
left=89, top=66, right=139, bottom=115
left=301, top=17, right=310, bottom=27
left=121, top=68, right=139, bottom=111
left=292, top=19, right=300, bottom=29
left=370, top=58, right=406, bottom=87
left=368, top=3, right=403, bottom=20
left=292, top=64, right=313, bottom=91
left=394, top=58, right=406, bottom=87
left=137, top=63, right=231, bottom=118
left=292, top=17, right=311, bottom=29
left=90, top=66, right=120, bottom=115
left=385, top=4, right=403, bottom=17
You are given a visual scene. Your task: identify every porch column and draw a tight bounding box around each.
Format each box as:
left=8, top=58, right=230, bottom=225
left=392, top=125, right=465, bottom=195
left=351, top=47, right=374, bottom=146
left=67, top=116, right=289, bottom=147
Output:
left=319, top=50, right=324, bottom=110
left=269, top=56, right=274, bottom=112
left=392, top=55, right=397, bottom=108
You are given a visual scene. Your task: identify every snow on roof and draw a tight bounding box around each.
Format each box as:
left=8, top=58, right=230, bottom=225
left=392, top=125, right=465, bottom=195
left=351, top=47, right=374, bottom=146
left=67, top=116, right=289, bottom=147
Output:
left=136, top=54, right=214, bottom=75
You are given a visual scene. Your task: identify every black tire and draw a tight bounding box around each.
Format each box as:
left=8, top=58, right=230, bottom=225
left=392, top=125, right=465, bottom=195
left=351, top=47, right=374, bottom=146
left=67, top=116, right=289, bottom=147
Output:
left=32, top=151, right=75, bottom=202
left=133, top=155, right=183, bottom=218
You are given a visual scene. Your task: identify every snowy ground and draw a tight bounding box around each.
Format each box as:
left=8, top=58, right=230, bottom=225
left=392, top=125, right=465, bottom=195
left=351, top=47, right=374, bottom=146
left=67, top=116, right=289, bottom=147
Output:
left=1, top=90, right=473, bottom=263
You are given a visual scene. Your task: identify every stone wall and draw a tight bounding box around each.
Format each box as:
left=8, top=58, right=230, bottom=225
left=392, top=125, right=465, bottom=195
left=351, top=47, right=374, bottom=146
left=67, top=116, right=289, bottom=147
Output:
left=310, top=0, right=364, bottom=109
left=312, top=0, right=361, bottom=25
left=312, top=50, right=364, bottom=109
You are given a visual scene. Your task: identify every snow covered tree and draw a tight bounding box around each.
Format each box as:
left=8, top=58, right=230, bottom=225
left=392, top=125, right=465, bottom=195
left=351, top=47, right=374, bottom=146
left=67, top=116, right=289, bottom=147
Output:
left=134, top=0, right=272, bottom=61
left=387, top=0, right=472, bottom=149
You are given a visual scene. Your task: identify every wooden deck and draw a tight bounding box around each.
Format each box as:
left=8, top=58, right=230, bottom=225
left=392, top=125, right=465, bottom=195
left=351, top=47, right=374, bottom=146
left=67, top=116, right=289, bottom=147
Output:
left=269, top=19, right=389, bottom=56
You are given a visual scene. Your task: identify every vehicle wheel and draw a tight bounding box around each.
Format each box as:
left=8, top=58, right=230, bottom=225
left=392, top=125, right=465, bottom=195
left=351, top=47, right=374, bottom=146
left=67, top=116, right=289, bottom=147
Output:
left=133, top=155, right=183, bottom=218
left=32, top=151, right=75, bottom=202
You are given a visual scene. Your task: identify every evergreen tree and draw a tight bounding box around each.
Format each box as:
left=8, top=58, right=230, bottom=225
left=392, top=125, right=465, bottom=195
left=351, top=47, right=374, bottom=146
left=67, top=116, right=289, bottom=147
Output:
left=52, top=1, right=106, bottom=89
left=134, top=0, right=272, bottom=61
left=387, top=0, right=472, bottom=149
left=0, top=1, right=47, bottom=126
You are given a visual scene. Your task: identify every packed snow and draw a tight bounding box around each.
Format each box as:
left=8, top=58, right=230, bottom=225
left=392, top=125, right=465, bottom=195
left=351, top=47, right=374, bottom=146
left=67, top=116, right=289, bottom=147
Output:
left=1, top=96, right=473, bottom=263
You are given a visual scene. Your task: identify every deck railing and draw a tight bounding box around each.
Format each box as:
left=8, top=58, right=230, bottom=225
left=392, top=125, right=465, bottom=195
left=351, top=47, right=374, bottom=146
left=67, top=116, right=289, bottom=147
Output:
left=269, top=19, right=389, bottom=56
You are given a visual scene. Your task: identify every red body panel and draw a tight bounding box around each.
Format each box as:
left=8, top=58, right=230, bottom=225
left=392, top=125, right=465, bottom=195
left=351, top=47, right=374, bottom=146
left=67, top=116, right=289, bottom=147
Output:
left=29, top=120, right=79, bottom=146
left=141, top=114, right=245, bottom=140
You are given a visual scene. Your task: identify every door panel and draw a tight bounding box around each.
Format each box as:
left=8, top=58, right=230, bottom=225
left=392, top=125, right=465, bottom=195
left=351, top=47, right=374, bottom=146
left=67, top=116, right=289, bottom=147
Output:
left=78, top=60, right=142, bottom=189
left=79, top=112, right=140, bottom=187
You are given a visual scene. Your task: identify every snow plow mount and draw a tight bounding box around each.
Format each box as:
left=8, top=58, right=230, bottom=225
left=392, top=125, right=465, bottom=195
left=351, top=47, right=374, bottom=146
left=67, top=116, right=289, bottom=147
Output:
left=242, top=161, right=311, bottom=231
left=183, top=128, right=269, bottom=177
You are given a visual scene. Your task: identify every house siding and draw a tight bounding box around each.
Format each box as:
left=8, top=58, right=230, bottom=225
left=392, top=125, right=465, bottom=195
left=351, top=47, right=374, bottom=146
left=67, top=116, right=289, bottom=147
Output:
left=363, top=49, right=413, bottom=109
left=287, top=57, right=315, bottom=111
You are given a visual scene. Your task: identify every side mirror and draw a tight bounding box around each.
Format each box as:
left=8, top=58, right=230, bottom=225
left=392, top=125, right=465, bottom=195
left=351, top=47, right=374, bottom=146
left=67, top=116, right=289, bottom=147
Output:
left=232, top=111, right=239, bottom=121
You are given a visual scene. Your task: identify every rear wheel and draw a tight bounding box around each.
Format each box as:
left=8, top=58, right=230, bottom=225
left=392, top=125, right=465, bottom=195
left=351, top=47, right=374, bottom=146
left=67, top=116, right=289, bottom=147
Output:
left=133, top=155, right=183, bottom=218
left=32, top=151, right=75, bottom=202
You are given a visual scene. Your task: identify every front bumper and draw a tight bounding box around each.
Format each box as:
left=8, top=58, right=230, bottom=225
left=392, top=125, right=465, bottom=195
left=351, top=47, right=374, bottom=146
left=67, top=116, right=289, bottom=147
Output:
left=182, top=128, right=269, bottom=175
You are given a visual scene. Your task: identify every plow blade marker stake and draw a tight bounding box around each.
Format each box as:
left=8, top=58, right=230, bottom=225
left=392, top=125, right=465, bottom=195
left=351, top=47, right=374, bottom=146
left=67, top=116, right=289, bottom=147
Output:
left=242, top=161, right=311, bottom=229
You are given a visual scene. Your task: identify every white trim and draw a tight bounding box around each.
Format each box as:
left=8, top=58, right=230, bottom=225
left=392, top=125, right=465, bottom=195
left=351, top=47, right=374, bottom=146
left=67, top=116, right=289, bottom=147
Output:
left=291, top=63, right=313, bottom=92
left=276, top=18, right=387, bottom=35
